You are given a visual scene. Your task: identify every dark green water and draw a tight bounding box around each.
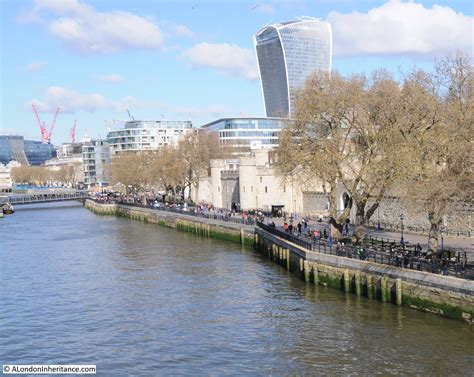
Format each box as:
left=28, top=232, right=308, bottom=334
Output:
left=1, top=203, right=472, bottom=375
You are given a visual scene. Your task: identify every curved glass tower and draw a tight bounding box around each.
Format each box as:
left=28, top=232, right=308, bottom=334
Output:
left=254, top=18, right=332, bottom=118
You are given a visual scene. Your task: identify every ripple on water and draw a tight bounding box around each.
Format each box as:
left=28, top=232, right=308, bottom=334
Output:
left=1, top=203, right=473, bottom=375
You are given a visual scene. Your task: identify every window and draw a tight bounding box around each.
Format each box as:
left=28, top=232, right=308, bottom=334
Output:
left=251, top=186, right=253, bottom=192
left=265, top=186, right=268, bottom=193
left=243, top=186, right=245, bottom=193
left=260, top=177, right=262, bottom=183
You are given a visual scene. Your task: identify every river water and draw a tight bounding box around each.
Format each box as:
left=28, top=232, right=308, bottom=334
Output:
left=1, top=203, right=472, bottom=375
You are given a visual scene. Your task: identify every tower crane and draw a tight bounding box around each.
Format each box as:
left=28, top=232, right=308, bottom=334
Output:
left=70, top=120, right=77, bottom=143
left=31, top=104, right=60, bottom=143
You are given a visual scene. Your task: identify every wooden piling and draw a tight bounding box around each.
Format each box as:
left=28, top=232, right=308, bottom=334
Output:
left=344, top=269, right=350, bottom=293
left=304, top=260, right=310, bottom=282
left=396, top=278, right=402, bottom=306
left=355, top=272, right=361, bottom=296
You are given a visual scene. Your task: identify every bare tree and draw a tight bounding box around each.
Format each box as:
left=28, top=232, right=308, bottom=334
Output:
left=398, top=53, right=473, bottom=254
left=278, top=71, right=403, bottom=243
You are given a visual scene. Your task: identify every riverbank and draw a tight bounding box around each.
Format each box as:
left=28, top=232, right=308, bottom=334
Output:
left=84, top=199, right=255, bottom=246
left=84, top=199, right=474, bottom=323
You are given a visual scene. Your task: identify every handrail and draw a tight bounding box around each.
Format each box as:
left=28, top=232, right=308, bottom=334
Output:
left=256, top=222, right=473, bottom=281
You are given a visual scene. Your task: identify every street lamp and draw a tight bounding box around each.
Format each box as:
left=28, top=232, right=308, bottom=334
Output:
left=377, top=207, right=381, bottom=230
left=440, top=225, right=446, bottom=257
left=400, top=213, right=404, bottom=245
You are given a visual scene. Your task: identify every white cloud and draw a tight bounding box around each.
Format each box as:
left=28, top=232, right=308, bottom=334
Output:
left=26, top=61, right=46, bottom=72
left=98, top=74, right=125, bottom=84
left=30, top=86, right=108, bottom=113
left=328, top=0, right=474, bottom=57
left=174, top=24, right=194, bottom=38
left=183, top=42, right=259, bottom=81
left=22, top=0, right=164, bottom=54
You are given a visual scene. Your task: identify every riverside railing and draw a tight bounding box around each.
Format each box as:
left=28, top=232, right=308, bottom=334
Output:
left=257, top=222, right=473, bottom=280
left=115, top=200, right=257, bottom=226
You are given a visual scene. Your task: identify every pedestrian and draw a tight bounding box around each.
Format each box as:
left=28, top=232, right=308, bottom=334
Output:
left=323, top=228, right=327, bottom=239
left=297, top=222, right=302, bottom=235
left=289, top=223, right=293, bottom=234
left=284, top=222, right=289, bottom=232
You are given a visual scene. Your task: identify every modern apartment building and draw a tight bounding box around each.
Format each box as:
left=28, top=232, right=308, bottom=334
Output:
left=254, top=18, right=332, bottom=117
left=107, top=120, right=193, bottom=155
left=82, top=140, right=110, bottom=187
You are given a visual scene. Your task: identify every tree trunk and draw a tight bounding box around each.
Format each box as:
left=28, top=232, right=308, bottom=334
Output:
left=329, top=219, right=343, bottom=240
left=427, top=211, right=442, bottom=256
left=352, top=201, right=366, bottom=245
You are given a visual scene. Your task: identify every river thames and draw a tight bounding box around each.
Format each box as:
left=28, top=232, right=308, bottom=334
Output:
left=1, top=203, right=472, bottom=375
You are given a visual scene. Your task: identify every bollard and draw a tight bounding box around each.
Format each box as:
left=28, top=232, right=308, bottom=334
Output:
left=367, top=275, right=373, bottom=299
left=304, top=260, right=310, bottom=282
left=396, top=278, right=402, bottom=306
left=355, top=272, right=361, bottom=296
left=313, top=263, right=319, bottom=285
left=344, top=269, right=350, bottom=293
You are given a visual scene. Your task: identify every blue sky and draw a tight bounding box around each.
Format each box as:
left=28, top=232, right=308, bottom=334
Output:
left=1, top=0, right=472, bottom=144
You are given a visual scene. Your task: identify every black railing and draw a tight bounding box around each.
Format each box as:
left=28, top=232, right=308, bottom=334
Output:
left=114, top=200, right=257, bottom=226
left=256, top=222, right=473, bottom=280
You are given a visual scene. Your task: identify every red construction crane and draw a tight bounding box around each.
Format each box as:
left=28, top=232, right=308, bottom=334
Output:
left=32, top=104, right=48, bottom=143
left=70, top=120, right=77, bottom=143
left=31, top=104, right=60, bottom=143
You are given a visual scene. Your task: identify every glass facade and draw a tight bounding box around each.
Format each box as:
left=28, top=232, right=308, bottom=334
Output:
left=0, top=135, right=54, bottom=165
left=254, top=18, right=332, bottom=117
left=107, top=120, right=193, bottom=155
left=201, top=118, right=287, bottom=148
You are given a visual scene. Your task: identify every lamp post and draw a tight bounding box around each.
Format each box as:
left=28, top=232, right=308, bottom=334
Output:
left=400, top=213, right=404, bottom=245
left=377, top=207, right=381, bottom=230
left=440, top=225, right=445, bottom=257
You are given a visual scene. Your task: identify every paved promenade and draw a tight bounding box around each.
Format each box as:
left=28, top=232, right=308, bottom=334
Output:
left=271, top=217, right=473, bottom=256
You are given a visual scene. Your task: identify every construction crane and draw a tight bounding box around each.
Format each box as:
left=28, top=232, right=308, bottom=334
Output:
left=32, top=104, right=48, bottom=143
left=70, top=120, right=77, bottom=143
left=31, top=104, right=60, bottom=143
left=127, top=109, right=135, bottom=121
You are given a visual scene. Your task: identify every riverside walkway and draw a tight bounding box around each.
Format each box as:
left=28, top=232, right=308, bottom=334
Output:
left=89, top=199, right=473, bottom=280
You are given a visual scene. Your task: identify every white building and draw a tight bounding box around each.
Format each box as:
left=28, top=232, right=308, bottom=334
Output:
left=107, top=120, right=193, bottom=155
left=0, top=161, right=21, bottom=191
left=82, top=140, right=111, bottom=187
left=254, top=18, right=332, bottom=117
left=192, top=149, right=330, bottom=215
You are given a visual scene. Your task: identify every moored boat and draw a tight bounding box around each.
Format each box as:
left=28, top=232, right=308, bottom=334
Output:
left=2, top=203, right=14, bottom=214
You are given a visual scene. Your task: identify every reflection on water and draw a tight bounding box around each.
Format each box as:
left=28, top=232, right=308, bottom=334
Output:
left=1, top=203, right=472, bottom=375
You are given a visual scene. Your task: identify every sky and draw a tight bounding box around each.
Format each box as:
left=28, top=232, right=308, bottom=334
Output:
left=0, top=0, right=473, bottom=144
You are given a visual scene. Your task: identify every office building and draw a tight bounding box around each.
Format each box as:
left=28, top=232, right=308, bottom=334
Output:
left=0, top=135, right=54, bottom=166
left=254, top=18, right=332, bottom=117
left=201, top=117, right=287, bottom=150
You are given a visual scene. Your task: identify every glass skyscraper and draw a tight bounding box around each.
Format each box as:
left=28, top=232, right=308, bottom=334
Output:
left=254, top=18, right=332, bottom=117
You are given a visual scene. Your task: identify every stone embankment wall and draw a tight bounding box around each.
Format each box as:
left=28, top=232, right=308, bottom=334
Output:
left=254, top=228, right=474, bottom=323
left=85, top=199, right=473, bottom=323
left=84, top=199, right=254, bottom=246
